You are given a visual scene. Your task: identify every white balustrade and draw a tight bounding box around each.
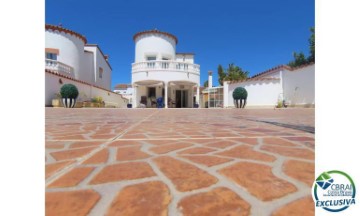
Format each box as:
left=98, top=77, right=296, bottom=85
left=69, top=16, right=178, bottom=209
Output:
left=132, top=60, right=200, bottom=74
left=45, top=59, right=74, bottom=75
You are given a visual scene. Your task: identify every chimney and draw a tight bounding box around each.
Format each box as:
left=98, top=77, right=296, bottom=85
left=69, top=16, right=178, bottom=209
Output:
left=208, top=71, right=213, bottom=88
left=104, top=55, right=109, bottom=61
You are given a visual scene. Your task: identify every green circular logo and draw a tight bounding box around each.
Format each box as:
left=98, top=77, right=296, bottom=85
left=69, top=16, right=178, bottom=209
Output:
left=312, top=170, right=356, bottom=212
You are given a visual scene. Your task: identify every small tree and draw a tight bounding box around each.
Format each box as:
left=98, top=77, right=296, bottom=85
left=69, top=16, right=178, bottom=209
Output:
left=232, top=87, right=248, bottom=108
left=203, top=80, right=208, bottom=87
left=288, top=52, right=307, bottom=68
left=308, top=27, right=315, bottom=63
left=288, top=27, right=315, bottom=67
left=218, top=64, right=226, bottom=86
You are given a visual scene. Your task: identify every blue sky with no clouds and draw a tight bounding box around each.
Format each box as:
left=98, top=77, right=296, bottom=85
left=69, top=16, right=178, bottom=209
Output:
left=46, top=0, right=314, bottom=89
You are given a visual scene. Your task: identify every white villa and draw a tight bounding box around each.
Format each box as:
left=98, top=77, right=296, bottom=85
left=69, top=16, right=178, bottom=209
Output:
left=205, top=63, right=315, bottom=108
left=44, top=24, right=314, bottom=109
left=131, top=29, right=200, bottom=108
left=45, top=24, right=128, bottom=107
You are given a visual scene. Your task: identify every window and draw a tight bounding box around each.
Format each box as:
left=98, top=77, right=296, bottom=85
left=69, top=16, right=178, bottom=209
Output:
left=46, top=52, right=57, bottom=60
left=147, top=56, right=156, bottom=61
left=99, top=67, right=103, bottom=78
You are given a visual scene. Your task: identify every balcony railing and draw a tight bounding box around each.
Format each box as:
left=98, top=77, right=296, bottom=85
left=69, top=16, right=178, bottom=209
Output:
left=45, top=59, right=74, bottom=75
left=132, top=60, right=200, bottom=75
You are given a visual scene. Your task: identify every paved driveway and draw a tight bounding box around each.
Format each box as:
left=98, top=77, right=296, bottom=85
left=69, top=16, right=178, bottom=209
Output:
left=45, top=108, right=315, bottom=216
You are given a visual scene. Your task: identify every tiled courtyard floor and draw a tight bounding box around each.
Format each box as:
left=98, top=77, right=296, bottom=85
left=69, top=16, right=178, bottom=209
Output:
left=45, top=108, right=315, bottom=216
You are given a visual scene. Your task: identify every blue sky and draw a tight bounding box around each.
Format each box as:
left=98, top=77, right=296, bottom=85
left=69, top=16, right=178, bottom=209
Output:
left=46, top=0, right=314, bottom=89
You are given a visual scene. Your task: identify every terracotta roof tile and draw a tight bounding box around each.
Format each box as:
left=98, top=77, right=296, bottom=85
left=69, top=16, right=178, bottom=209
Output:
left=133, top=29, right=178, bottom=44
left=46, top=24, right=87, bottom=44
left=114, top=84, right=131, bottom=89
left=251, top=65, right=292, bottom=79
left=225, top=63, right=314, bottom=85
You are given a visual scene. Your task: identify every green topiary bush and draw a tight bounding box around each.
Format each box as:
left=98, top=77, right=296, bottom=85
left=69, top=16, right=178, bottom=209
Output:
left=60, top=84, right=79, bottom=99
left=232, top=87, right=248, bottom=100
left=232, top=87, right=248, bottom=108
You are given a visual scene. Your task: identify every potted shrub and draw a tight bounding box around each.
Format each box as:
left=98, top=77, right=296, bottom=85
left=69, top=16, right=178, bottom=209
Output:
left=52, top=92, right=62, bottom=108
left=60, top=84, right=79, bottom=108
left=232, top=87, right=248, bottom=108
left=91, top=96, right=103, bottom=107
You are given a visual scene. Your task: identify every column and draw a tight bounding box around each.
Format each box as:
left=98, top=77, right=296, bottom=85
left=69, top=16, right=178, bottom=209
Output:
left=164, top=82, right=168, bottom=108
left=196, top=85, right=200, bottom=106
left=223, top=81, right=229, bottom=108
left=132, top=85, right=137, bottom=108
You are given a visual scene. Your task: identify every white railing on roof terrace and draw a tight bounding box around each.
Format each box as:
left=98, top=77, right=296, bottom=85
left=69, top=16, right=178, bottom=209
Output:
left=132, top=60, right=200, bottom=75
left=45, top=59, right=74, bottom=75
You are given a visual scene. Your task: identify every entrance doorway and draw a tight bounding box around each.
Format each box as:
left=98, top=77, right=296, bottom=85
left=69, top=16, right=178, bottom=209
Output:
left=175, top=90, right=188, bottom=108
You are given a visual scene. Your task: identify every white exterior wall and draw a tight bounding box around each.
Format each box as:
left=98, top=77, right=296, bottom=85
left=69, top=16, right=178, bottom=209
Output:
left=283, top=64, right=315, bottom=106
left=45, top=30, right=84, bottom=79
left=84, top=46, right=111, bottom=90
left=135, top=34, right=176, bottom=62
left=81, top=52, right=94, bottom=84
left=45, top=72, right=128, bottom=108
left=228, top=79, right=282, bottom=107
left=94, top=48, right=111, bottom=90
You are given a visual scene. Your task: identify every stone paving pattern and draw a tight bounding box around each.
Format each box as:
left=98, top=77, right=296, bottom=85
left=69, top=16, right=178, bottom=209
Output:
left=45, top=108, right=315, bottom=216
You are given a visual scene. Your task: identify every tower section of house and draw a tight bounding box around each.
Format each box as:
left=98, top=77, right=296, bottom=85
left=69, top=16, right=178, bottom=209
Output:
left=45, top=24, right=86, bottom=79
left=132, top=29, right=200, bottom=108
left=45, top=24, right=111, bottom=90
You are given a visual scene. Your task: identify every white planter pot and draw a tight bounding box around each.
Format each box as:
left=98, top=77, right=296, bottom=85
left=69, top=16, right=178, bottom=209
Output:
left=62, top=98, right=76, bottom=108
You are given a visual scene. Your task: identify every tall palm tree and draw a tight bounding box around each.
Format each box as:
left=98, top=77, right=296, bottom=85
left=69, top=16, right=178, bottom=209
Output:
left=226, top=63, right=249, bottom=82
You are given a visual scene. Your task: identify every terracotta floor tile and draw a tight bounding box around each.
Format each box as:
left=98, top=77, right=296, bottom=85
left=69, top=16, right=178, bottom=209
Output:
left=229, top=138, right=259, bottom=145
left=69, top=141, right=104, bottom=149
left=45, top=160, right=74, bottom=179
left=46, top=190, right=100, bottom=216
left=283, top=160, right=315, bottom=186
left=217, top=145, right=276, bottom=162
left=50, top=147, right=96, bottom=161
left=263, top=137, right=298, bottom=147
left=206, top=140, right=236, bottom=149
left=178, top=187, right=250, bottom=216
left=272, top=196, right=314, bottom=216
left=48, top=167, right=95, bottom=188
left=109, top=140, right=143, bottom=147
left=53, top=134, right=86, bottom=140
left=261, top=146, right=315, bottom=160
left=106, top=181, right=171, bottom=216
left=180, top=155, right=232, bottom=167
left=177, top=147, right=216, bottom=154
left=89, top=162, right=156, bottom=185
left=153, top=156, right=217, bottom=192
left=150, top=143, right=193, bottom=154
left=220, top=162, right=297, bottom=201
left=143, top=139, right=179, bottom=145
left=116, top=146, right=150, bottom=161
left=82, top=149, right=109, bottom=164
